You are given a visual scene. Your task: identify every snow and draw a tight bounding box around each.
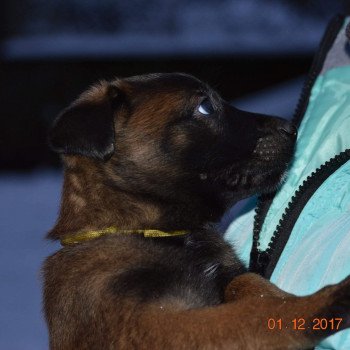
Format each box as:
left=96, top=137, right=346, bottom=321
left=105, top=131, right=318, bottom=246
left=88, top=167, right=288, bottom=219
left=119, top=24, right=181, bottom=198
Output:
left=0, top=172, right=62, bottom=349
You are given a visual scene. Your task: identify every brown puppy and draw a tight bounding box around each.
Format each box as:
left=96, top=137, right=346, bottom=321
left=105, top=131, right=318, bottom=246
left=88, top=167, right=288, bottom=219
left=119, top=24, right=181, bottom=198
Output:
left=43, top=73, right=350, bottom=349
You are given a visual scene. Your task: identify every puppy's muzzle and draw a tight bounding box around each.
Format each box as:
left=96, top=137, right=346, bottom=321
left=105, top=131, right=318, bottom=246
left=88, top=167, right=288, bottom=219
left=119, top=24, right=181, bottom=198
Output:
left=224, top=105, right=297, bottom=161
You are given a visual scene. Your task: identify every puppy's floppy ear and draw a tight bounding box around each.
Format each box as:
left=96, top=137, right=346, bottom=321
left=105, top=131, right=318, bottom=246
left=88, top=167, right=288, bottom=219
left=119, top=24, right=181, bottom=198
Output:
left=49, top=82, right=122, bottom=160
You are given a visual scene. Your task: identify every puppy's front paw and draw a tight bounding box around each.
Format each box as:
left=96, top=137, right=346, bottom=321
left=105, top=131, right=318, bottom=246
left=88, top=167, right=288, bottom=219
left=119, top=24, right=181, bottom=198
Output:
left=307, top=275, right=350, bottom=341
left=327, top=275, right=350, bottom=330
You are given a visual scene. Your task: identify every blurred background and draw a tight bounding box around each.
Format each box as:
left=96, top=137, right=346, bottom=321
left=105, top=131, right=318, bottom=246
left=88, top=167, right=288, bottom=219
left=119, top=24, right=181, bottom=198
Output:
left=1, top=1, right=349, bottom=348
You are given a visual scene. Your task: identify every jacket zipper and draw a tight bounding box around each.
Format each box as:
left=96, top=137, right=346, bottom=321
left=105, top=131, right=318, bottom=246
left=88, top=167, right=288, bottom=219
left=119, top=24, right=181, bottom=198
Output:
left=249, top=15, right=346, bottom=278
left=250, top=149, right=350, bottom=278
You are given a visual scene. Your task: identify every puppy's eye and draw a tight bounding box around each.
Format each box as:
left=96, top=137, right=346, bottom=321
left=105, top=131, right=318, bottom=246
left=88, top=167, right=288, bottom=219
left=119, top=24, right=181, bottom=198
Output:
left=197, top=98, right=215, bottom=115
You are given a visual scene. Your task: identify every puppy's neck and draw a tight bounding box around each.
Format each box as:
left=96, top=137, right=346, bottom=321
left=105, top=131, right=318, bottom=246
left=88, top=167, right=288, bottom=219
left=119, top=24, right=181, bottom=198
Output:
left=48, top=160, right=164, bottom=240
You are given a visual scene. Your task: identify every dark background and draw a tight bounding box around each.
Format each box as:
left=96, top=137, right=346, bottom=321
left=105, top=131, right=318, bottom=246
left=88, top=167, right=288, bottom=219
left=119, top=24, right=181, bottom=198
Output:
left=1, top=1, right=349, bottom=349
left=2, top=0, right=349, bottom=171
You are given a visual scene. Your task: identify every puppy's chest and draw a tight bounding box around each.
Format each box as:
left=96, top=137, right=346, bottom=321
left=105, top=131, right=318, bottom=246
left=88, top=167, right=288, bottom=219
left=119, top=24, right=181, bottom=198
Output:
left=111, top=234, right=242, bottom=307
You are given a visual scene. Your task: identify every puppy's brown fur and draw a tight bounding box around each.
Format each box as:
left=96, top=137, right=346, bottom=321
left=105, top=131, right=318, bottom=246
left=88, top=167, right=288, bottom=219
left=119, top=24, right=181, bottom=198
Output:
left=43, top=73, right=350, bottom=349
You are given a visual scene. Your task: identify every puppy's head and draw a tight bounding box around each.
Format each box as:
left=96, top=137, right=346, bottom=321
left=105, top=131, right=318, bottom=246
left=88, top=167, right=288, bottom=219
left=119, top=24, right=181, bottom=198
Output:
left=50, top=73, right=296, bottom=224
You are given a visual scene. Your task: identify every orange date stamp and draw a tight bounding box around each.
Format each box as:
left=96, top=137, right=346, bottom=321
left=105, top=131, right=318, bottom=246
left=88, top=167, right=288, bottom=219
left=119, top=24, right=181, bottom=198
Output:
left=267, top=318, right=343, bottom=331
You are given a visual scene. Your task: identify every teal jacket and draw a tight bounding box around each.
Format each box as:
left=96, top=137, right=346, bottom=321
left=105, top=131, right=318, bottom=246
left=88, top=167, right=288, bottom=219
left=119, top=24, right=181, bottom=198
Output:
left=225, top=15, right=350, bottom=350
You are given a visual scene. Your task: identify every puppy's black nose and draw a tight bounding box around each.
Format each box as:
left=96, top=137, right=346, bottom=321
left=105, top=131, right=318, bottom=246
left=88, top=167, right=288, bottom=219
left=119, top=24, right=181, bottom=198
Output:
left=278, top=121, right=297, bottom=138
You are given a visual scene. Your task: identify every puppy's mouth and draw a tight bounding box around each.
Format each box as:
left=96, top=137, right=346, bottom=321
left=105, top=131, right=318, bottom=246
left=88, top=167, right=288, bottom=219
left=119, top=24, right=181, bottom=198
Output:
left=204, top=149, right=293, bottom=200
left=208, top=165, right=286, bottom=192
left=223, top=135, right=295, bottom=196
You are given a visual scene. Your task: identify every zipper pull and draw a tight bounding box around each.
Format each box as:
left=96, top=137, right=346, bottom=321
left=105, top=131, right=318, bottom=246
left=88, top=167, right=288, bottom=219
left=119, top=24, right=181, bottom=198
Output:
left=250, top=250, right=270, bottom=276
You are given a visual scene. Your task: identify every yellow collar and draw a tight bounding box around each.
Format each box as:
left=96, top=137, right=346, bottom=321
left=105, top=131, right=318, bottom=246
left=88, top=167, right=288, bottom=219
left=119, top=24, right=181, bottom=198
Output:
left=60, top=227, right=189, bottom=246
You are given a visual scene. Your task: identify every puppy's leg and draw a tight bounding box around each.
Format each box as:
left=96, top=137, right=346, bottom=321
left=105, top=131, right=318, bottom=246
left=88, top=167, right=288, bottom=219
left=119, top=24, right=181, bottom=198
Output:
left=133, top=276, right=350, bottom=350
left=224, top=273, right=293, bottom=302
